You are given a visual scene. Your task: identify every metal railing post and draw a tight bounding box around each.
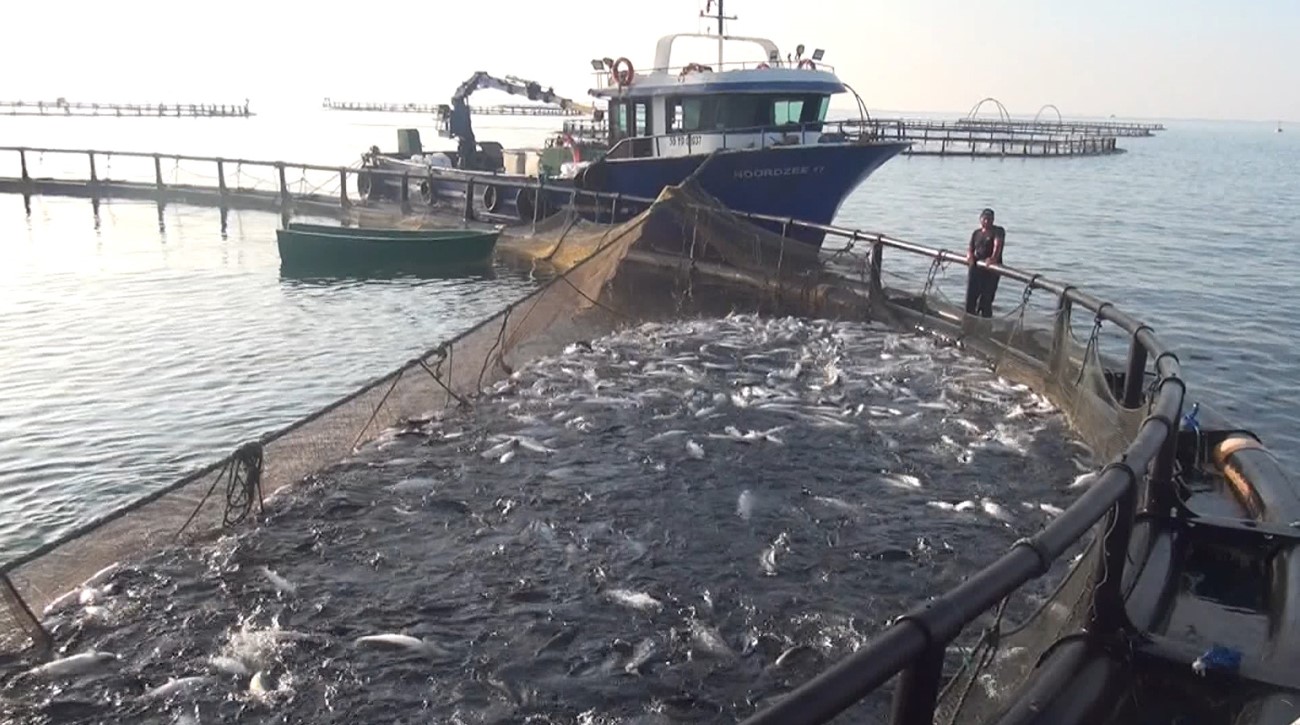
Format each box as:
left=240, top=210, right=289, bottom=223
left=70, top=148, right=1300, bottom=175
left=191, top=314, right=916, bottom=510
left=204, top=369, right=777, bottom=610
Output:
left=19, top=149, right=29, bottom=183
left=1092, top=473, right=1138, bottom=632
left=1122, top=334, right=1148, bottom=407
left=339, top=168, right=350, bottom=208
left=1047, top=295, right=1072, bottom=368
left=88, top=152, right=97, bottom=185
left=216, top=159, right=227, bottom=199
left=870, top=241, right=884, bottom=290
left=463, top=178, right=475, bottom=221
left=1151, top=388, right=1183, bottom=499
left=400, top=172, right=410, bottom=212
left=154, top=154, right=164, bottom=191
left=889, top=644, right=945, bottom=725
left=276, top=162, right=289, bottom=208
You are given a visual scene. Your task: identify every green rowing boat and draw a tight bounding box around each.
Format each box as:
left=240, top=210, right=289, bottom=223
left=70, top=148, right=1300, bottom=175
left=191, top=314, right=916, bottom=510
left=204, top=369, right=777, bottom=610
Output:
left=276, top=223, right=501, bottom=273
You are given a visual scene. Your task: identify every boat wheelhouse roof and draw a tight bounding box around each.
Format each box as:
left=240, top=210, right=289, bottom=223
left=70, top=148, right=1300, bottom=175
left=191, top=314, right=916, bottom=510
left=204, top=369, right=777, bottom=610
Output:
left=589, top=33, right=846, bottom=100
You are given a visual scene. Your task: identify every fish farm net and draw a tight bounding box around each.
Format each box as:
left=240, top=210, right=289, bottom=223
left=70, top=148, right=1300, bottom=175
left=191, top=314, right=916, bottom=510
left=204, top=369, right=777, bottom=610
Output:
left=0, top=180, right=1156, bottom=723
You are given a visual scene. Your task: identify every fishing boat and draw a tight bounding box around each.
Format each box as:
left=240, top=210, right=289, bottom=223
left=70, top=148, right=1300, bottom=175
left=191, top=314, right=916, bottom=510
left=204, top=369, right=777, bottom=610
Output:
left=275, top=222, right=501, bottom=275
left=357, top=2, right=908, bottom=246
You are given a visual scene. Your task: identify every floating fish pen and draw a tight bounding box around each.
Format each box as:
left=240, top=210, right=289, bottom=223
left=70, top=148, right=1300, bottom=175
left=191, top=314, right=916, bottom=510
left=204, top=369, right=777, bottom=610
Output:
left=951, top=118, right=1164, bottom=138
left=321, top=98, right=583, bottom=117
left=0, top=169, right=1295, bottom=723
left=849, top=119, right=1123, bottom=157
left=0, top=100, right=253, bottom=118
left=938, top=98, right=1166, bottom=138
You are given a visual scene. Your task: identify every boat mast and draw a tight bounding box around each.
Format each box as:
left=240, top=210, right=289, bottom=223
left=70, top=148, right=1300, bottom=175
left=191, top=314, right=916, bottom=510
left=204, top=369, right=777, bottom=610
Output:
left=702, top=0, right=737, bottom=68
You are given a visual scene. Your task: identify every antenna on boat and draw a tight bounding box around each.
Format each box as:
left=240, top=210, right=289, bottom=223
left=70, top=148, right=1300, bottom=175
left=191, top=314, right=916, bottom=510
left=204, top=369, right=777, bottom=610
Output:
left=701, top=0, right=737, bottom=68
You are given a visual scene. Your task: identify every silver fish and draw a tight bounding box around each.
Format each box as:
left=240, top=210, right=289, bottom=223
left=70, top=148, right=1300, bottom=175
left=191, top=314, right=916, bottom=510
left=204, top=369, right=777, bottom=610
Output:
left=605, top=589, right=663, bottom=612
left=25, top=651, right=119, bottom=679
left=142, top=676, right=214, bottom=700
left=687, top=619, right=734, bottom=658
left=354, top=633, right=449, bottom=659
left=258, top=566, right=296, bottom=597
left=737, top=490, right=756, bottom=521
left=981, top=499, right=1016, bottom=524
left=624, top=638, right=658, bottom=675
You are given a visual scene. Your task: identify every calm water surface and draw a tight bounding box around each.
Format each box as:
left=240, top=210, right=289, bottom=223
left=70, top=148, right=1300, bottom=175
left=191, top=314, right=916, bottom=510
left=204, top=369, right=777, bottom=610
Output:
left=0, top=111, right=1297, bottom=561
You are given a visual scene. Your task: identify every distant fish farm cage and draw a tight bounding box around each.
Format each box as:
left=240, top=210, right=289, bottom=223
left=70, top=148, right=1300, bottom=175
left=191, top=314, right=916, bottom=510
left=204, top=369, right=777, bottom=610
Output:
left=321, top=98, right=583, bottom=117
left=0, top=99, right=253, bottom=118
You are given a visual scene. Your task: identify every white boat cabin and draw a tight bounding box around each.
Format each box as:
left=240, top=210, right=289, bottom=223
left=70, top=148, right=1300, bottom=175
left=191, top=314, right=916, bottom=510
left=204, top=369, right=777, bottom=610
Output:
left=587, top=33, right=850, bottom=159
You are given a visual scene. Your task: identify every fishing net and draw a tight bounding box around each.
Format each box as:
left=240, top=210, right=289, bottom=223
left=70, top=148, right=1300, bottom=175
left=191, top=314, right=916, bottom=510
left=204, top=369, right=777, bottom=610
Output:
left=0, top=178, right=1159, bottom=725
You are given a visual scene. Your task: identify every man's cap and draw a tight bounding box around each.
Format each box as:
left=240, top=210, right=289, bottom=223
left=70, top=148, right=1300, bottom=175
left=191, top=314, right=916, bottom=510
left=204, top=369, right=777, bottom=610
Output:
left=980, top=208, right=995, bottom=220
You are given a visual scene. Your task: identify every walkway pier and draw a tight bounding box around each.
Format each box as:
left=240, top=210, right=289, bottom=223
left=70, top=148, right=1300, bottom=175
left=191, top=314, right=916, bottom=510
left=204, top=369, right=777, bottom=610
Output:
left=0, top=100, right=253, bottom=118
left=0, top=146, right=615, bottom=228
left=322, top=98, right=583, bottom=117
left=949, top=117, right=1164, bottom=137
left=850, top=119, right=1124, bottom=157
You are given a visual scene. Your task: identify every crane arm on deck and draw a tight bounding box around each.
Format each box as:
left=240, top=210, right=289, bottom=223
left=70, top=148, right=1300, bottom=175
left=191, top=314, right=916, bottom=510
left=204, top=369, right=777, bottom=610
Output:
left=440, top=71, right=595, bottom=170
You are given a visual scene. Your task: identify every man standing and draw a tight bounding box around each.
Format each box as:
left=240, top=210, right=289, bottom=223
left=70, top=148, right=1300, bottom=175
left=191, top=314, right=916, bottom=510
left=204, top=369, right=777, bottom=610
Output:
left=965, top=208, right=1005, bottom=318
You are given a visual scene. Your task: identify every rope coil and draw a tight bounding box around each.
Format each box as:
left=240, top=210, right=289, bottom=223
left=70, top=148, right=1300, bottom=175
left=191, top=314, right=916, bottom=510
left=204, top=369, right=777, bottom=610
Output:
left=175, top=441, right=264, bottom=537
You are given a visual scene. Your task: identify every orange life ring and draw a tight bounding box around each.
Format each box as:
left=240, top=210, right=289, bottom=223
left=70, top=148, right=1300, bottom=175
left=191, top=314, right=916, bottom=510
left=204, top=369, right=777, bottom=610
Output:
left=798, top=59, right=817, bottom=70
left=612, top=57, right=635, bottom=87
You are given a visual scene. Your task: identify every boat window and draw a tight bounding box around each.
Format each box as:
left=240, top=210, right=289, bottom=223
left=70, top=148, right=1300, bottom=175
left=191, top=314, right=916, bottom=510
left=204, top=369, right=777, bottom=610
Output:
left=774, top=99, right=805, bottom=125
left=612, top=102, right=629, bottom=137
left=634, top=101, right=649, bottom=136
left=680, top=97, right=715, bottom=132
left=719, top=95, right=769, bottom=129
left=674, top=94, right=830, bottom=133
left=668, top=102, right=684, bottom=133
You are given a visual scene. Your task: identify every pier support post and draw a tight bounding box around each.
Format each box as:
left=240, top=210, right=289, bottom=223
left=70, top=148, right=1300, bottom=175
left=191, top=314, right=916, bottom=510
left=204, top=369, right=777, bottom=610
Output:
left=339, top=168, right=350, bottom=208
left=889, top=643, right=944, bottom=725
left=463, top=179, right=475, bottom=222
left=154, top=155, right=164, bottom=191
left=19, top=149, right=30, bottom=183
left=216, top=159, right=227, bottom=199
left=1122, top=334, right=1148, bottom=408
left=276, top=163, right=289, bottom=209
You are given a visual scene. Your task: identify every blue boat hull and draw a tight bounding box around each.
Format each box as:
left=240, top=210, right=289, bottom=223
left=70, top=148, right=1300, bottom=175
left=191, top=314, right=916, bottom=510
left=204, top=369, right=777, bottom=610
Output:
left=576, top=142, right=908, bottom=245
left=366, top=141, right=908, bottom=248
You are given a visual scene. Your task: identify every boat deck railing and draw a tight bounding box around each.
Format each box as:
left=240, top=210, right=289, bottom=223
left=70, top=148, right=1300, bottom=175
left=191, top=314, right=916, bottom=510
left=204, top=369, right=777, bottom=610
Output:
left=594, top=117, right=1121, bottom=159
left=589, top=58, right=835, bottom=89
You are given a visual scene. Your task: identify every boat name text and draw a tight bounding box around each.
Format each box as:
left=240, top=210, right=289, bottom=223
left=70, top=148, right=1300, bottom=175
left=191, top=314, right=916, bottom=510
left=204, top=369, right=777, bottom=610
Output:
left=734, top=165, right=826, bottom=180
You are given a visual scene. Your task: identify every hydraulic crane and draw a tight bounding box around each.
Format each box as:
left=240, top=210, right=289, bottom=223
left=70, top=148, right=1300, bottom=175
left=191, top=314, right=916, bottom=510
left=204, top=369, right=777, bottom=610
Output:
left=438, top=72, right=596, bottom=171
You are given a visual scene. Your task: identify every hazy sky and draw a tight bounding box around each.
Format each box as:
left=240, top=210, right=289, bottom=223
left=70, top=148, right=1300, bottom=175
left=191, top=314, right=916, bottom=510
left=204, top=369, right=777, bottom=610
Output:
left=3, top=0, right=1295, bottom=121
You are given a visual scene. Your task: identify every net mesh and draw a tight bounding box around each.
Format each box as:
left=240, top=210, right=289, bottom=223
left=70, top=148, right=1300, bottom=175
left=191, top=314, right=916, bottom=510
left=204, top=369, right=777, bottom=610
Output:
left=0, top=179, right=1156, bottom=724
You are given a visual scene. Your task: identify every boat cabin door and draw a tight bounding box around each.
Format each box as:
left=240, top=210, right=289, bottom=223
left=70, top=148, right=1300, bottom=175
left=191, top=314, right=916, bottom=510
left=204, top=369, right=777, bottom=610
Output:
left=609, top=98, right=656, bottom=158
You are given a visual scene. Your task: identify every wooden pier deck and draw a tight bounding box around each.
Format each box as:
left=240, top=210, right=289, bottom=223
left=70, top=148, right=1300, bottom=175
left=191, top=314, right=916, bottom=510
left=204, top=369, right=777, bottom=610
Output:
left=0, top=100, right=253, bottom=118
left=322, top=99, right=582, bottom=117
left=0, top=146, right=622, bottom=230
